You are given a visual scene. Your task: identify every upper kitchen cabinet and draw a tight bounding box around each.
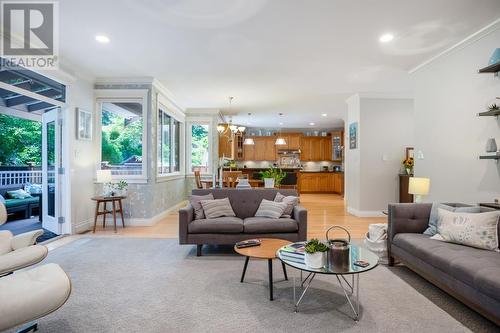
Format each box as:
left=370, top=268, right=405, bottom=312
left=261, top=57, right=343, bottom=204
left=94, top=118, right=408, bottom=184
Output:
left=287, top=133, right=301, bottom=150
left=243, top=136, right=277, bottom=161
left=218, top=125, right=234, bottom=158
left=331, top=130, right=344, bottom=162
left=300, top=135, right=332, bottom=161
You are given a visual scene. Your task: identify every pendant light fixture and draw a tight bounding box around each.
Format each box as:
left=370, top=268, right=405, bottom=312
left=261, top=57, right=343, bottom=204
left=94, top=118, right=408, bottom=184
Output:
left=275, top=113, right=287, bottom=146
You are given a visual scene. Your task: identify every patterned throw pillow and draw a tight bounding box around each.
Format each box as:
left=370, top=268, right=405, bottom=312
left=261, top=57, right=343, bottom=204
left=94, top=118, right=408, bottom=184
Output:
left=189, top=194, right=214, bottom=220
left=431, top=208, right=500, bottom=251
left=424, top=203, right=481, bottom=236
left=255, top=199, right=288, bottom=219
left=200, top=197, right=236, bottom=219
left=274, top=192, right=299, bottom=217
left=6, top=189, right=32, bottom=199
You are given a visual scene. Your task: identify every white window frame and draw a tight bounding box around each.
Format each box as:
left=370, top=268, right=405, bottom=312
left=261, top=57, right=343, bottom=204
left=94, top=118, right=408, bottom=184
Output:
left=186, top=117, right=213, bottom=175
left=95, top=89, right=149, bottom=182
left=157, top=93, right=185, bottom=180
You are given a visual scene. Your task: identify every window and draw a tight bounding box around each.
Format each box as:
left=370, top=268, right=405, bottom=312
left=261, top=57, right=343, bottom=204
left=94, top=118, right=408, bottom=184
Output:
left=158, top=108, right=180, bottom=175
left=190, top=123, right=210, bottom=174
left=100, top=101, right=144, bottom=177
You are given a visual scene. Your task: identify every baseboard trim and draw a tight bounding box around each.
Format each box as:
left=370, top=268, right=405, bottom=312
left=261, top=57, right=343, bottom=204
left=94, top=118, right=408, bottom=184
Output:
left=74, top=218, right=94, bottom=234
left=347, top=207, right=385, bottom=217
left=127, top=200, right=188, bottom=226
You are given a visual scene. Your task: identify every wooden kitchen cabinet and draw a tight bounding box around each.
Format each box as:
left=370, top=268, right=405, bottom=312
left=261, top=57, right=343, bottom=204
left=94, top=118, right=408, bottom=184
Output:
left=218, top=126, right=234, bottom=158
left=243, top=136, right=277, bottom=161
left=298, top=172, right=344, bottom=194
left=300, top=136, right=332, bottom=161
left=287, top=133, right=301, bottom=150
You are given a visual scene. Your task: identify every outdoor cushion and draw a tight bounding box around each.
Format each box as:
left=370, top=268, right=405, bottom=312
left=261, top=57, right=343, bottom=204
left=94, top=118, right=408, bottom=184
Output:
left=0, top=195, right=4, bottom=203
left=243, top=217, right=298, bottom=233
left=4, top=197, right=39, bottom=209
left=393, top=233, right=500, bottom=301
left=254, top=199, right=287, bottom=219
left=6, top=189, right=32, bottom=199
left=188, top=217, right=243, bottom=234
left=200, top=198, right=236, bottom=219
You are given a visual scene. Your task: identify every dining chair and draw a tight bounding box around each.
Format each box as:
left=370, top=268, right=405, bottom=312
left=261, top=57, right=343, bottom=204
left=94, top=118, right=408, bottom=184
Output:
left=194, top=170, right=203, bottom=189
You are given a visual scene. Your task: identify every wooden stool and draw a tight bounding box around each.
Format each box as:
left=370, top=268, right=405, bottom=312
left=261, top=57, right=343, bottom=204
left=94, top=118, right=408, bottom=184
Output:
left=91, top=196, right=126, bottom=233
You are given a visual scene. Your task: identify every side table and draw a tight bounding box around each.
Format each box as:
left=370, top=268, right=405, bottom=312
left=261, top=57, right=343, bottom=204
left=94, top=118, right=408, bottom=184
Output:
left=91, top=196, right=126, bottom=233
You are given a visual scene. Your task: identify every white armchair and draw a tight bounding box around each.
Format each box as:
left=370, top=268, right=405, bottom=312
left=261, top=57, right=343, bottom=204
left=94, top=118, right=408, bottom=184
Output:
left=0, top=230, right=48, bottom=276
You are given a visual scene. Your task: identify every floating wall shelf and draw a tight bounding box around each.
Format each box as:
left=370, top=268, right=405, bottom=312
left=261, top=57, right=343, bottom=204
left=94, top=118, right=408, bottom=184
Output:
left=478, top=61, right=500, bottom=74
left=479, top=155, right=500, bottom=163
left=477, top=109, right=500, bottom=117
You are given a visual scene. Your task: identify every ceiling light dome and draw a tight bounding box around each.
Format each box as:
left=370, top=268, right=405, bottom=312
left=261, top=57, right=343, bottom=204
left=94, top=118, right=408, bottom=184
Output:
left=379, top=33, right=394, bottom=43
left=95, top=34, right=110, bottom=43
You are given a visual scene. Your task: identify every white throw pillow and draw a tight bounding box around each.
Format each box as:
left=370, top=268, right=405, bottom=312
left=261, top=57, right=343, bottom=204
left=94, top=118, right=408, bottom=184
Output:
left=430, top=208, right=500, bottom=251
left=255, top=199, right=287, bottom=219
left=200, top=197, right=236, bottom=219
left=274, top=192, right=299, bottom=217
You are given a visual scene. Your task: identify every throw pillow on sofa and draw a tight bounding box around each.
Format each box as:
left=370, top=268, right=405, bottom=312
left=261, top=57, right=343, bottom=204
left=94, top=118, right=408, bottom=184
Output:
left=200, top=197, right=236, bottom=219
left=274, top=192, right=299, bottom=217
left=255, top=199, right=287, bottom=219
left=424, top=203, right=480, bottom=236
left=6, top=189, right=32, bottom=199
left=189, top=194, right=214, bottom=220
left=430, top=208, right=500, bottom=251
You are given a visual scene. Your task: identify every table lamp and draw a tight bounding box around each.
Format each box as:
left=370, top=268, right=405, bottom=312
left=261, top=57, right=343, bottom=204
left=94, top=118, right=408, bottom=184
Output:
left=408, top=177, right=430, bottom=203
left=96, top=170, right=112, bottom=195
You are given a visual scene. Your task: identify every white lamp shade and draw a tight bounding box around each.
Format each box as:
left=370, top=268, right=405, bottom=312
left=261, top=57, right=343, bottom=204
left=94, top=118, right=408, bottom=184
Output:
left=96, top=169, right=112, bottom=183
left=243, top=138, right=255, bottom=145
left=275, top=137, right=287, bottom=145
left=237, top=126, right=246, bottom=132
left=408, top=177, right=430, bottom=195
left=229, top=125, right=238, bottom=133
left=217, top=125, right=225, bottom=133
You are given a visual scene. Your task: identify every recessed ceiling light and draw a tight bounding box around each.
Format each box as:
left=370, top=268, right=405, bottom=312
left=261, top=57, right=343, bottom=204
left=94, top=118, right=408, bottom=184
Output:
left=309, top=122, right=315, bottom=126
left=95, top=34, right=110, bottom=44
left=321, top=113, right=327, bottom=117
left=379, top=33, right=394, bottom=43
left=279, top=122, right=283, bottom=126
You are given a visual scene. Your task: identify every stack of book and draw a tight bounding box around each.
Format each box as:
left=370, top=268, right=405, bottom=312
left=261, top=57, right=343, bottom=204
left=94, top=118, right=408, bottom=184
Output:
left=279, top=243, right=305, bottom=264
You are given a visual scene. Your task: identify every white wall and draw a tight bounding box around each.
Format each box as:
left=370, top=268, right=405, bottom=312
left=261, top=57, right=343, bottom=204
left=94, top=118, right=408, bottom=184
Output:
left=413, top=25, right=500, bottom=203
left=345, top=94, right=414, bottom=216
left=65, top=76, right=96, bottom=233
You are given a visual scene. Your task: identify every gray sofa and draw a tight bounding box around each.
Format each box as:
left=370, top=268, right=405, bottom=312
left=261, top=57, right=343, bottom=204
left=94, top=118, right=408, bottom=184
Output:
left=179, top=188, right=307, bottom=256
left=388, top=203, right=500, bottom=325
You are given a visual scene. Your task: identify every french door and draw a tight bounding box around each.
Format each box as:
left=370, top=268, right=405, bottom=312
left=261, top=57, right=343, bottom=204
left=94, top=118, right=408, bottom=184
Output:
left=42, top=108, right=61, bottom=234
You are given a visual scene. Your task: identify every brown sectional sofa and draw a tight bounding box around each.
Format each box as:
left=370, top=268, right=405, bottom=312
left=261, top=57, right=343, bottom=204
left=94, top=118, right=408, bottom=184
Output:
left=388, top=203, right=500, bottom=326
left=179, top=188, right=307, bottom=256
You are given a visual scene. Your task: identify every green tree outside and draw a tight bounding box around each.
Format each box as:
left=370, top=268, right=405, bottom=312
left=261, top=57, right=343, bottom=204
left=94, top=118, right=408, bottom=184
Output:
left=101, top=111, right=143, bottom=165
left=0, top=115, right=42, bottom=165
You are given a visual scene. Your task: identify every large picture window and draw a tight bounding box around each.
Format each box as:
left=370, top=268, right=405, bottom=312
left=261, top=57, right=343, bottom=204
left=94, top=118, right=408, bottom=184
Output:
left=190, top=123, right=210, bottom=174
left=158, top=108, right=180, bottom=175
left=99, top=100, right=145, bottom=177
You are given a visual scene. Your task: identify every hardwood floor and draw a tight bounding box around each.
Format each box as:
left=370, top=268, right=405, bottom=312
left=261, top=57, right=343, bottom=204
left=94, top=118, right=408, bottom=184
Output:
left=87, top=193, right=386, bottom=239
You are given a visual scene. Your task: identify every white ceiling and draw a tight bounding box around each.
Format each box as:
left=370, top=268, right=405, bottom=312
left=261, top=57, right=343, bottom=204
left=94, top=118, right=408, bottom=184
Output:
left=58, top=0, right=500, bottom=128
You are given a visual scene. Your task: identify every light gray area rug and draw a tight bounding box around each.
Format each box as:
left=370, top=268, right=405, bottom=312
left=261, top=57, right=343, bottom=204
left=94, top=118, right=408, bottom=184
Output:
left=10, top=238, right=498, bottom=333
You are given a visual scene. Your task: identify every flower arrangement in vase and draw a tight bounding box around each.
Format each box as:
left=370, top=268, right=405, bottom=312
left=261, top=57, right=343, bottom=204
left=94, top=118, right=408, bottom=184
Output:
left=402, top=157, right=414, bottom=175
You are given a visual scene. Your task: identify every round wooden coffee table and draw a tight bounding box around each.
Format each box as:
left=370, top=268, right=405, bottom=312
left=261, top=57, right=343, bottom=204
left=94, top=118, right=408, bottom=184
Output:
left=234, top=238, right=292, bottom=301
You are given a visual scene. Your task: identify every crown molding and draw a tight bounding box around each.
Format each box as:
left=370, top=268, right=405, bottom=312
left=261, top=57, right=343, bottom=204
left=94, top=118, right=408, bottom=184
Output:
left=409, top=17, right=500, bottom=74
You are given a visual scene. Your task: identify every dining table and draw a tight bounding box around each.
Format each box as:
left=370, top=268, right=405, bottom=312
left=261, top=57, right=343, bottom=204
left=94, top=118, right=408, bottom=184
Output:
left=200, top=179, right=263, bottom=188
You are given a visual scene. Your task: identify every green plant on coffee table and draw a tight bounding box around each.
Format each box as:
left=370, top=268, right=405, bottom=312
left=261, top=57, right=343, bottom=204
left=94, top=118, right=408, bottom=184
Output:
left=304, top=239, right=328, bottom=254
left=259, top=166, right=286, bottom=186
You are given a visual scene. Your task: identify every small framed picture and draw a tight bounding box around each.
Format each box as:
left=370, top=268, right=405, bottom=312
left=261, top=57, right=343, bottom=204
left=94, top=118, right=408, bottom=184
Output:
left=77, top=108, right=92, bottom=141
left=406, top=147, right=414, bottom=159
left=349, top=122, right=358, bottom=149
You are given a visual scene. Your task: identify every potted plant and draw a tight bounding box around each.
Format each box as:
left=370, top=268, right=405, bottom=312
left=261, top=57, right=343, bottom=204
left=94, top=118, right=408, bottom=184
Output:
left=115, top=180, right=128, bottom=197
left=260, top=166, right=286, bottom=188
left=402, top=157, right=414, bottom=175
left=304, top=239, right=328, bottom=268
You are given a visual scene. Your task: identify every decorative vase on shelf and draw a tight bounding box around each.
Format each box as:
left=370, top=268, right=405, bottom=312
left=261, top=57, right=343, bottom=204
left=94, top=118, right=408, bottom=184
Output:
left=488, top=48, right=500, bottom=65
left=486, top=138, right=497, bottom=153
left=405, top=168, right=412, bottom=175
